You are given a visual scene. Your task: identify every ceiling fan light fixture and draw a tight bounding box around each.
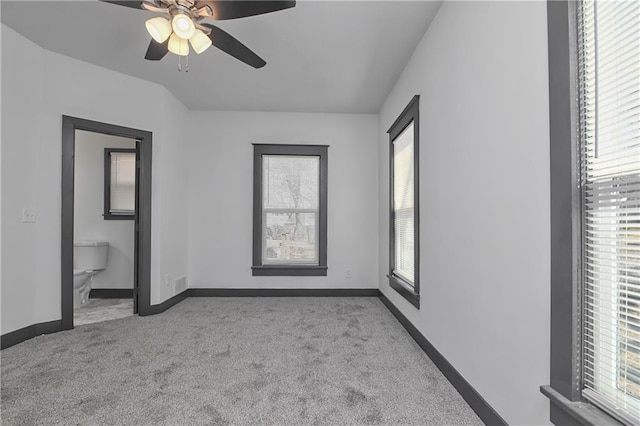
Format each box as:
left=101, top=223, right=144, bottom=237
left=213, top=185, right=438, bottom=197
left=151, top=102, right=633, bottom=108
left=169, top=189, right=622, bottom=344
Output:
left=189, top=29, right=212, bottom=54
left=145, top=17, right=172, bottom=43
left=168, top=33, right=189, bottom=56
left=171, top=14, right=196, bottom=40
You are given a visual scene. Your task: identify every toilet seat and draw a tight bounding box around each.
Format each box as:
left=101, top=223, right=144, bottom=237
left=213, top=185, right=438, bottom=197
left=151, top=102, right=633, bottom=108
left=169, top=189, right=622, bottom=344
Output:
left=73, top=268, right=86, bottom=276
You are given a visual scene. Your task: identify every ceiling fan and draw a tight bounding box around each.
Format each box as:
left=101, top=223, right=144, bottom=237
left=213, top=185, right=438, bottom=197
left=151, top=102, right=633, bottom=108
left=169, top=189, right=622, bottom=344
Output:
left=100, top=1, right=296, bottom=69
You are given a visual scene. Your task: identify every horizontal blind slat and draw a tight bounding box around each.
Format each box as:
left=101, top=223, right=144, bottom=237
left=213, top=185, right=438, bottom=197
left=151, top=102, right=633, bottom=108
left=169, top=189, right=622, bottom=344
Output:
left=579, top=0, right=640, bottom=422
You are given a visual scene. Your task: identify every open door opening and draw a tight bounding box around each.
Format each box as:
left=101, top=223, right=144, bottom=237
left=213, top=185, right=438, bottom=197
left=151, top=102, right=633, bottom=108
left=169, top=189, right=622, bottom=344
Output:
left=61, top=116, right=152, bottom=330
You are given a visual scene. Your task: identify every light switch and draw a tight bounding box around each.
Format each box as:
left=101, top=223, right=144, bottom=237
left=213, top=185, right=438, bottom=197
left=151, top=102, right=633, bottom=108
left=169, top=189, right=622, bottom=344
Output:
left=22, top=208, right=36, bottom=223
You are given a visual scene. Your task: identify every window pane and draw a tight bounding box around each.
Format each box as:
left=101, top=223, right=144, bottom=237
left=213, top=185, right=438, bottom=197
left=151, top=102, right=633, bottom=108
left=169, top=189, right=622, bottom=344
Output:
left=264, top=212, right=317, bottom=263
left=579, top=0, right=640, bottom=421
left=110, top=152, right=136, bottom=214
left=263, top=155, right=319, bottom=209
left=394, top=122, right=415, bottom=284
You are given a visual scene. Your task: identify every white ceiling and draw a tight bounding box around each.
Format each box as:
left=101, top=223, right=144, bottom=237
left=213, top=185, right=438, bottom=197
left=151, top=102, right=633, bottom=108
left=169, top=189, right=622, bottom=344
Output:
left=1, top=0, right=441, bottom=113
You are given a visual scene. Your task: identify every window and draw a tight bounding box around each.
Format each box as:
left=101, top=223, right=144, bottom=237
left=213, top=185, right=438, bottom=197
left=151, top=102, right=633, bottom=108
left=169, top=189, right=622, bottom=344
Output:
left=104, top=148, right=136, bottom=220
left=252, top=144, right=328, bottom=276
left=578, top=0, right=640, bottom=421
left=544, top=1, right=640, bottom=425
left=388, top=95, right=420, bottom=308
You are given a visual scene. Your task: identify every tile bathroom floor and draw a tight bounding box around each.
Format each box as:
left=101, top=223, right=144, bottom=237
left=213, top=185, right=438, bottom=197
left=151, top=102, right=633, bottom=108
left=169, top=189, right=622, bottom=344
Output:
left=73, top=298, right=134, bottom=326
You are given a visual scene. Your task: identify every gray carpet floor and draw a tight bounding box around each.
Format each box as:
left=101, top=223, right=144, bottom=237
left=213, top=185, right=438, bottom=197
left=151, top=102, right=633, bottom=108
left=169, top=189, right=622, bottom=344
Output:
left=1, top=297, right=483, bottom=425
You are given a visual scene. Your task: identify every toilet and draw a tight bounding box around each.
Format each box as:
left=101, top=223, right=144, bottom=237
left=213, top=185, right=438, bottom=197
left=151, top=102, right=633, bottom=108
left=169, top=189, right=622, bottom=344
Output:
left=73, top=241, right=109, bottom=308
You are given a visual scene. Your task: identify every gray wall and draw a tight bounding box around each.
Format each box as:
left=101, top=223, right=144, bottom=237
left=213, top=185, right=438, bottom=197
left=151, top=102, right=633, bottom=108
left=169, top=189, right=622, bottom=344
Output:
left=377, top=2, right=551, bottom=424
left=187, top=111, right=379, bottom=290
left=1, top=24, right=189, bottom=334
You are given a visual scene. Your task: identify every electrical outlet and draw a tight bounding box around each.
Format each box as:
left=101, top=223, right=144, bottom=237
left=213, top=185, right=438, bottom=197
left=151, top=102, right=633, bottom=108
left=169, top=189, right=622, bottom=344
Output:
left=22, top=208, right=36, bottom=223
left=345, top=268, right=352, bottom=279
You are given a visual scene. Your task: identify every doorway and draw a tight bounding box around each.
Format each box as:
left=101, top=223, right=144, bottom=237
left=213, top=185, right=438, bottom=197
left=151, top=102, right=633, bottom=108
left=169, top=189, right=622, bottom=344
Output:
left=61, top=116, right=153, bottom=330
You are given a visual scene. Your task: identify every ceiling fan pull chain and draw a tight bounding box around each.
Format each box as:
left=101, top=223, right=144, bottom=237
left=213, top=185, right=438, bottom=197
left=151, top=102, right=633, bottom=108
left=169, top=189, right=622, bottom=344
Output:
left=185, top=54, right=189, bottom=72
left=178, top=55, right=182, bottom=72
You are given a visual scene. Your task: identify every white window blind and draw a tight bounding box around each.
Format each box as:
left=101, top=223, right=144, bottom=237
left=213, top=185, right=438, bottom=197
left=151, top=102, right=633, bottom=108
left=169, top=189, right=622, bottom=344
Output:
left=109, top=151, right=136, bottom=214
left=579, top=0, right=640, bottom=423
left=262, top=155, right=319, bottom=264
left=393, top=121, right=415, bottom=285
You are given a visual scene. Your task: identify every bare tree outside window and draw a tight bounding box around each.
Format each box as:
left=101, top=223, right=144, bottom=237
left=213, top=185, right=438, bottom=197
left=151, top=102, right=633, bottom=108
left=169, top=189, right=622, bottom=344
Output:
left=262, top=155, right=319, bottom=263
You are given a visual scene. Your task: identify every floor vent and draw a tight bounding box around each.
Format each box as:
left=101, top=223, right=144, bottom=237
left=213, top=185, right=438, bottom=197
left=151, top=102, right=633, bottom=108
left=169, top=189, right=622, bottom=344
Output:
left=174, top=276, right=187, bottom=293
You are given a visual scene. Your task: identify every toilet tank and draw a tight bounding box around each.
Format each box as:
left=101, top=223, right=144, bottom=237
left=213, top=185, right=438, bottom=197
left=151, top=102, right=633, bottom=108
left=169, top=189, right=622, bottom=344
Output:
left=74, top=241, right=109, bottom=270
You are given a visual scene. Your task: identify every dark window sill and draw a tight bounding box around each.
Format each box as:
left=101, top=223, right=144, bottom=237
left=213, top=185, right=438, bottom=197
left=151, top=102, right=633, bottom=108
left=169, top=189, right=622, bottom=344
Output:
left=103, top=214, right=134, bottom=221
left=540, top=386, right=625, bottom=426
left=252, top=265, right=328, bottom=277
left=388, top=275, right=420, bottom=309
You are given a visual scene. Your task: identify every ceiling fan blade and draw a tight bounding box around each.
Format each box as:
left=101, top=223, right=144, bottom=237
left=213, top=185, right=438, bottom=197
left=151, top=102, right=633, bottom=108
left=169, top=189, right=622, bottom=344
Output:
left=197, top=1, right=295, bottom=20
left=99, top=1, right=144, bottom=10
left=202, top=24, right=266, bottom=68
left=145, top=39, right=169, bottom=61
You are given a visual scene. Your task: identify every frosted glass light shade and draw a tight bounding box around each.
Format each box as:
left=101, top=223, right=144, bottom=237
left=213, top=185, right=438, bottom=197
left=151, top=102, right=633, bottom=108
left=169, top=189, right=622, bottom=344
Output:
left=168, top=33, right=189, bottom=56
left=145, top=17, right=171, bottom=43
left=172, top=14, right=195, bottom=39
left=189, top=29, right=212, bottom=54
